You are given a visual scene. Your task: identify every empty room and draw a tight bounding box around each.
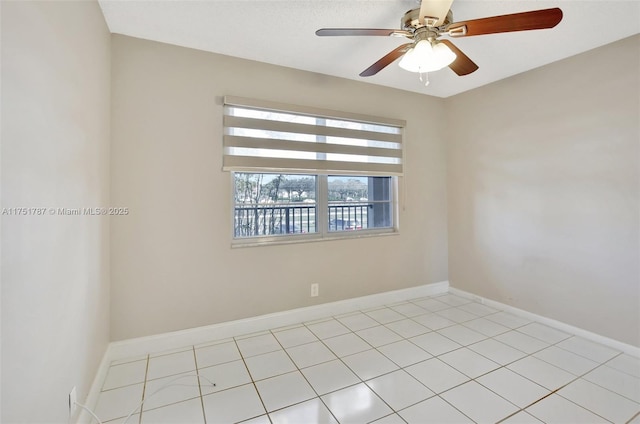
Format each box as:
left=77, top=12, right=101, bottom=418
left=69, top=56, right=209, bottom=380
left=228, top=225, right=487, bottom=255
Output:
left=2, top=0, right=639, bottom=423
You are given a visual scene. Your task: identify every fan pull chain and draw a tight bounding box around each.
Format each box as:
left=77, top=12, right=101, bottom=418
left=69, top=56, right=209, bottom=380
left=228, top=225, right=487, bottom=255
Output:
left=419, top=72, right=430, bottom=86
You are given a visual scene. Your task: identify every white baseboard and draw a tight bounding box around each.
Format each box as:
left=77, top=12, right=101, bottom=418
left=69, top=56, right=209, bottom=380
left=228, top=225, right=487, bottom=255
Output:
left=77, top=348, right=111, bottom=424
left=448, top=286, right=640, bottom=357
left=108, top=281, right=448, bottom=361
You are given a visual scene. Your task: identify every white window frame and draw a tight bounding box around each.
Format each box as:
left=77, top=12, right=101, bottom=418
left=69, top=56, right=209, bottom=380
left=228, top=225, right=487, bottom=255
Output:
left=230, top=173, right=399, bottom=247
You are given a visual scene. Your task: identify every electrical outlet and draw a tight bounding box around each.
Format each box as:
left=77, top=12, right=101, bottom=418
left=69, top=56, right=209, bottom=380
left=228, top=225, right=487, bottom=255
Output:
left=69, top=386, right=77, bottom=417
left=310, top=283, right=319, bottom=297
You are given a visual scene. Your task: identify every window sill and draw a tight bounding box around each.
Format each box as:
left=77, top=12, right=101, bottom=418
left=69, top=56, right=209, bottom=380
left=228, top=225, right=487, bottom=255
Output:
left=230, top=228, right=399, bottom=249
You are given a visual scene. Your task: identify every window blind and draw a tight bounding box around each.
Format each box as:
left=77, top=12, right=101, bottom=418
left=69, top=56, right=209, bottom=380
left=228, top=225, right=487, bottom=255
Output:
left=223, top=96, right=405, bottom=176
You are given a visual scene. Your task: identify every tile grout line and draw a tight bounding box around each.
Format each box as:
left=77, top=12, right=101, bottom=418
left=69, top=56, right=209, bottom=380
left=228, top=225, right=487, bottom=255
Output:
left=626, top=410, right=640, bottom=424
left=192, top=345, right=208, bottom=424
left=137, top=355, right=150, bottom=424
left=267, top=327, right=342, bottom=423
left=231, top=337, right=273, bottom=423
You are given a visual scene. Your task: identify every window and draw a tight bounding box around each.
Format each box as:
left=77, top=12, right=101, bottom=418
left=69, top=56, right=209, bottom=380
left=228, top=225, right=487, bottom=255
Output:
left=232, top=173, right=394, bottom=241
left=223, top=96, right=404, bottom=245
left=233, top=173, right=317, bottom=237
left=328, top=176, right=393, bottom=232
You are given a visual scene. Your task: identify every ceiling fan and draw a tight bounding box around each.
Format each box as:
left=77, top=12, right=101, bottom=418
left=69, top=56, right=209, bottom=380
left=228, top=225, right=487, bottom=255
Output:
left=316, top=0, right=563, bottom=83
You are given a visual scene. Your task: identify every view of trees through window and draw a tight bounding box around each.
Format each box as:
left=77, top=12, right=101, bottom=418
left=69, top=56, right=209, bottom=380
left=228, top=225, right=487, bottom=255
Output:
left=233, top=173, right=392, bottom=238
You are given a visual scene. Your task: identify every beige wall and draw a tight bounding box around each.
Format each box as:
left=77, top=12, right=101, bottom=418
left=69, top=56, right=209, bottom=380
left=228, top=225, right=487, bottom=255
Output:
left=110, top=35, right=449, bottom=340
left=1, top=1, right=111, bottom=422
left=446, top=35, right=640, bottom=346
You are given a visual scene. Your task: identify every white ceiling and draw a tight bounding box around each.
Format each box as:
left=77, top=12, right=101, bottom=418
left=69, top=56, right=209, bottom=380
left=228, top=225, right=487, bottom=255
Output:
left=99, top=0, right=640, bottom=98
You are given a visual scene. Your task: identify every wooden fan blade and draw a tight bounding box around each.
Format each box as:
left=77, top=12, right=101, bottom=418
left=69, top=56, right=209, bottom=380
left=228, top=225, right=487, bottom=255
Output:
left=360, top=43, right=413, bottom=77
left=419, top=0, right=454, bottom=26
left=316, top=28, right=411, bottom=37
left=447, top=8, right=562, bottom=37
left=440, top=40, right=479, bottom=76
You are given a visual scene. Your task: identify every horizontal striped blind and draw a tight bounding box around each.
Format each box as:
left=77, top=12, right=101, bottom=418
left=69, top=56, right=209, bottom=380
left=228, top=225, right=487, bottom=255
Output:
left=223, top=96, right=405, bottom=176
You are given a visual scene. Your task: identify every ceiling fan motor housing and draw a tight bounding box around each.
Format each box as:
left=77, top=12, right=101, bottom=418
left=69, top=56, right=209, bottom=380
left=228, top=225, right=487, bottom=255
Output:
left=402, top=8, right=453, bottom=30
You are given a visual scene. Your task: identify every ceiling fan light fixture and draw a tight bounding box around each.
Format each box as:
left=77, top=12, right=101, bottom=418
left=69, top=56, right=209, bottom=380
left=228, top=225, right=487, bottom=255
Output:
left=398, top=40, right=456, bottom=73
left=433, top=42, right=457, bottom=66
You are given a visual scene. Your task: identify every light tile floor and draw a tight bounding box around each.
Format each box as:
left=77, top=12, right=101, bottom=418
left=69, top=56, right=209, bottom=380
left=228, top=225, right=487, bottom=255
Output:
left=93, top=293, right=640, bottom=423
